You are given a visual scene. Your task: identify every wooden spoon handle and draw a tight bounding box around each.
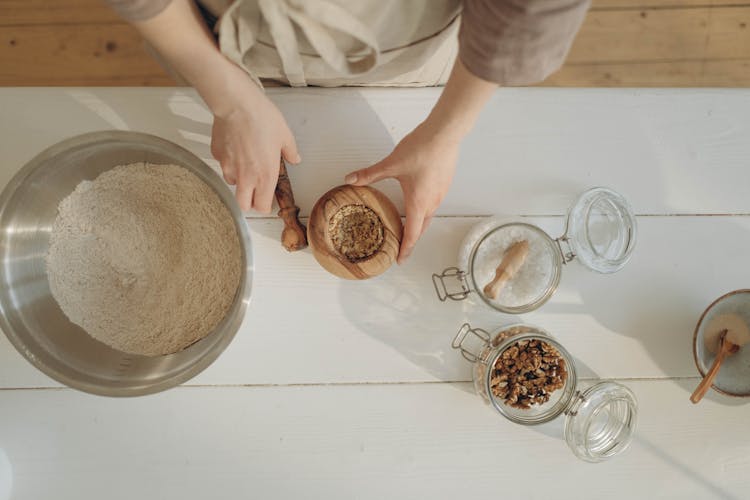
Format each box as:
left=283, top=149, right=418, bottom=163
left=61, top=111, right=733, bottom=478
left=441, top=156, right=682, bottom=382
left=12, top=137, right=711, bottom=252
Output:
left=274, top=158, right=308, bottom=252
left=483, top=240, right=530, bottom=300
left=690, top=332, right=732, bottom=404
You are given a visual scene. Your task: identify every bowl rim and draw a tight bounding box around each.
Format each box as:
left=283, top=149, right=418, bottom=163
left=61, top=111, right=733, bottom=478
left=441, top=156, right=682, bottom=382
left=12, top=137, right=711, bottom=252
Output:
left=307, top=184, right=402, bottom=280
left=692, top=288, right=750, bottom=398
left=482, top=325, right=578, bottom=425
left=0, top=130, right=254, bottom=397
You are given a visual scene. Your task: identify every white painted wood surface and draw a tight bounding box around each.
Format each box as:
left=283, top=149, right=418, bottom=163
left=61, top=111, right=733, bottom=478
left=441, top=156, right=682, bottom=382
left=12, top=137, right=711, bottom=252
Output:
left=1, top=88, right=749, bottom=216
left=1, top=88, right=749, bottom=499
left=2, top=215, right=750, bottom=388
left=1, top=381, right=749, bottom=500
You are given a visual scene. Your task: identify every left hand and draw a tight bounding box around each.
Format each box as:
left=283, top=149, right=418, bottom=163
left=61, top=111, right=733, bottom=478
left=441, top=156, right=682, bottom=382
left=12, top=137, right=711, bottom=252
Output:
left=345, top=120, right=460, bottom=264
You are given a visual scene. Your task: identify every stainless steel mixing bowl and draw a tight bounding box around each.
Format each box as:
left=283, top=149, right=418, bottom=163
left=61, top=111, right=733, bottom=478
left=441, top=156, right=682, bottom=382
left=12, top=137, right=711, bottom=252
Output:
left=0, top=131, right=253, bottom=396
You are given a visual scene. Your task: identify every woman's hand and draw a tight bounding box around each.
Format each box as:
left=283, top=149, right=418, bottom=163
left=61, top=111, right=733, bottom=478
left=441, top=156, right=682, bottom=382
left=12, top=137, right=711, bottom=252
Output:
left=129, top=0, right=299, bottom=213
left=345, top=59, right=497, bottom=264
left=345, top=120, right=460, bottom=264
left=210, top=79, right=300, bottom=213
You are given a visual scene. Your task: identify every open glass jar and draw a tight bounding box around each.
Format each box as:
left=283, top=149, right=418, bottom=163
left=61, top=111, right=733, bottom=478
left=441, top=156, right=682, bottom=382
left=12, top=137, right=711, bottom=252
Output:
left=453, top=322, right=638, bottom=462
left=433, top=187, right=637, bottom=313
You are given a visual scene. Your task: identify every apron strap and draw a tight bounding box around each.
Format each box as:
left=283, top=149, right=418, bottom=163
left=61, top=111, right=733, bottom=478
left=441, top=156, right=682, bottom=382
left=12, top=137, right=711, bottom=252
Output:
left=258, top=0, right=380, bottom=86
left=258, top=0, right=307, bottom=86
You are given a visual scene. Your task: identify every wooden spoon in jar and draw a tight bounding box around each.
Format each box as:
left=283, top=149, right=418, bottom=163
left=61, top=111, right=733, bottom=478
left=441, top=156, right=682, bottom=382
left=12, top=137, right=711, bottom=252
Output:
left=690, top=314, right=750, bottom=404
left=483, top=240, right=529, bottom=300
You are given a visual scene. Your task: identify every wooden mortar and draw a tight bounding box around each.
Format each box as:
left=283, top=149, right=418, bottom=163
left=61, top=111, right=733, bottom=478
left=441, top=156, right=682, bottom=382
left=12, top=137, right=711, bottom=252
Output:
left=308, top=185, right=402, bottom=280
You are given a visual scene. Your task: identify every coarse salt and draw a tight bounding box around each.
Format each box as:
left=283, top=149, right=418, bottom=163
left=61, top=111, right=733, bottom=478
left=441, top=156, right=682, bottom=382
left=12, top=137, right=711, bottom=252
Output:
left=461, top=220, right=554, bottom=308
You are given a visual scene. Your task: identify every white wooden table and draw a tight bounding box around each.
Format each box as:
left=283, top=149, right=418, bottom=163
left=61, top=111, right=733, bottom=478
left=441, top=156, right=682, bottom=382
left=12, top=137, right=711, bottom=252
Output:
left=1, top=87, right=749, bottom=499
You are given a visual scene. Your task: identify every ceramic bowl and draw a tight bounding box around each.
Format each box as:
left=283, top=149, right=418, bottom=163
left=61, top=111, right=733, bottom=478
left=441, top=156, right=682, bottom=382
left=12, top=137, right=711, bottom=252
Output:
left=693, top=289, right=750, bottom=397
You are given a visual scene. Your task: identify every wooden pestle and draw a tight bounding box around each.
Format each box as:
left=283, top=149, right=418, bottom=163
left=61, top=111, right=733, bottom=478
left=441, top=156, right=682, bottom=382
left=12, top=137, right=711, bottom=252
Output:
left=483, top=240, right=530, bottom=300
left=274, top=158, right=308, bottom=252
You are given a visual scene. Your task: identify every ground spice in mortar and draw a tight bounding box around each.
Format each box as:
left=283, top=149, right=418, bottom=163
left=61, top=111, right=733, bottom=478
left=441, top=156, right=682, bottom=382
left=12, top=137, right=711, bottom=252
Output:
left=329, top=204, right=384, bottom=262
left=490, top=339, right=568, bottom=409
left=45, top=162, right=242, bottom=357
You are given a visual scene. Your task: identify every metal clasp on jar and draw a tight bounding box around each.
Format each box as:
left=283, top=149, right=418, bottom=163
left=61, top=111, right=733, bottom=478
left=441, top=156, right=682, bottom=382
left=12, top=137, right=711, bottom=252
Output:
left=432, top=267, right=472, bottom=302
left=555, top=235, right=576, bottom=264
left=563, top=390, right=586, bottom=417
left=451, top=323, right=491, bottom=363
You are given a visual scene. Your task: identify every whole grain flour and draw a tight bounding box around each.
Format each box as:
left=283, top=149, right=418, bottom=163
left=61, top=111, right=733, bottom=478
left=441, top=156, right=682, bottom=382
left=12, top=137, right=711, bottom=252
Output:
left=46, top=162, right=242, bottom=356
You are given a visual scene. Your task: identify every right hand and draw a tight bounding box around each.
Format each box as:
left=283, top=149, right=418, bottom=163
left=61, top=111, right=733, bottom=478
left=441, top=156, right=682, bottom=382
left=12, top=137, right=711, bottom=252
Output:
left=210, top=78, right=300, bottom=213
left=127, top=0, right=299, bottom=213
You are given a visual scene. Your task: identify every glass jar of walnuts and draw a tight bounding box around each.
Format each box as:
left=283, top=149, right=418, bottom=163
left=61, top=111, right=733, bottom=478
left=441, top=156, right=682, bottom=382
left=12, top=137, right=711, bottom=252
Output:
left=453, top=322, right=638, bottom=462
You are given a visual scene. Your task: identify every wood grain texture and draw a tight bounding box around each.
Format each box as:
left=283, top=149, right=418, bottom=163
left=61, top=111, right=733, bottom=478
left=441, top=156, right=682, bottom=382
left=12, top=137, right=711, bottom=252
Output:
left=274, top=159, right=308, bottom=252
left=592, top=0, right=750, bottom=8
left=0, top=0, right=121, bottom=25
left=690, top=334, right=738, bottom=403
left=545, top=58, right=750, bottom=86
left=308, top=185, right=402, bottom=280
left=0, top=0, right=749, bottom=86
left=0, top=23, right=175, bottom=86
left=567, top=6, right=750, bottom=63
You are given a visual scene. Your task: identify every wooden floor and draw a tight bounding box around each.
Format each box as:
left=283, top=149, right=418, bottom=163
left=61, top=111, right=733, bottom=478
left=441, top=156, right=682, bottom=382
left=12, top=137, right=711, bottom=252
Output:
left=1, top=0, right=749, bottom=87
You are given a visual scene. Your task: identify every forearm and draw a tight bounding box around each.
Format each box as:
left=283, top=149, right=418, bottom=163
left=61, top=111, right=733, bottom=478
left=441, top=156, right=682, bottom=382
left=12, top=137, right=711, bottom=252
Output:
left=132, top=0, right=259, bottom=116
left=459, top=0, right=590, bottom=86
left=425, top=58, right=497, bottom=141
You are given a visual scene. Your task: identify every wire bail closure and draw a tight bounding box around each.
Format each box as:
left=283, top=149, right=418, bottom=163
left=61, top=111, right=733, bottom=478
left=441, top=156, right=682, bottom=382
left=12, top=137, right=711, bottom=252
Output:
left=452, top=323, right=491, bottom=363
left=555, top=235, right=576, bottom=264
left=555, top=219, right=577, bottom=265
left=432, top=267, right=471, bottom=302
left=564, top=390, right=586, bottom=416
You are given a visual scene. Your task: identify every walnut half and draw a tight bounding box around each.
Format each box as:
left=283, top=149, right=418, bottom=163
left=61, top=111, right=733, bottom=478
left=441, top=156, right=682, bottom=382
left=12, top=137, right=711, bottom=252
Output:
left=489, top=339, right=567, bottom=410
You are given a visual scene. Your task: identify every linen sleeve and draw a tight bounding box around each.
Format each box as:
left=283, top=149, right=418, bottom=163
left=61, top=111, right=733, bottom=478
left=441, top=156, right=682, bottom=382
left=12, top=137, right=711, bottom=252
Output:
left=102, top=0, right=173, bottom=22
left=459, top=0, right=590, bottom=85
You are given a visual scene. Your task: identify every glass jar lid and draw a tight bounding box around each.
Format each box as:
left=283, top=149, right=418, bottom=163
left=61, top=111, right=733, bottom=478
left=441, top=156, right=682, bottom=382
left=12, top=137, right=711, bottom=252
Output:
left=432, top=187, right=636, bottom=313
left=563, top=187, right=637, bottom=274
left=563, top=381, right=638, bottom=462
left=453, top=323, right=638, bottom=462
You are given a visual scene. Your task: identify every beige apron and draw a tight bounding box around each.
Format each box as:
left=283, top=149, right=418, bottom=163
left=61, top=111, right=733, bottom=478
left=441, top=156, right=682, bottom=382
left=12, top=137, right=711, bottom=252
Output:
left=215, top=0, right=461, bottom=87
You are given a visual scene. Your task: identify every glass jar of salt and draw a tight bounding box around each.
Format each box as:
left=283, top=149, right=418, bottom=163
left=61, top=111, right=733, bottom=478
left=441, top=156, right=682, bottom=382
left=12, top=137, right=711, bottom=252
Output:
left=453, top=322, right=638, bottom=462
left=433, top=187, right=637, bottom=313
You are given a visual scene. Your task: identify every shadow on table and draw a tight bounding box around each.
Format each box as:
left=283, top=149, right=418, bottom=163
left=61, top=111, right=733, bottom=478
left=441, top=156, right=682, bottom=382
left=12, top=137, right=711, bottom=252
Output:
left=635, top=435, right=740, bottom=500
left=535, top=215, right=750, bottom=407
left=62, top=87, right=749, bottom=412
left=336, top=216, right=489, bottom=395
left=65, top=88, right=406, bottom=219
left=65, top=88, right=213, bottom=157
left=336, top=254, right=600, bottom=444
left=671, top=377, right=748, bottom=407
left=0, top=448, right=12, bottom=500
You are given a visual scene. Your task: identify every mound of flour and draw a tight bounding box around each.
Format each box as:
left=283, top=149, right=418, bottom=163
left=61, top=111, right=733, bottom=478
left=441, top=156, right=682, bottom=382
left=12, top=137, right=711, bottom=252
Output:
left=46, top=162, right=242, bottom=356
